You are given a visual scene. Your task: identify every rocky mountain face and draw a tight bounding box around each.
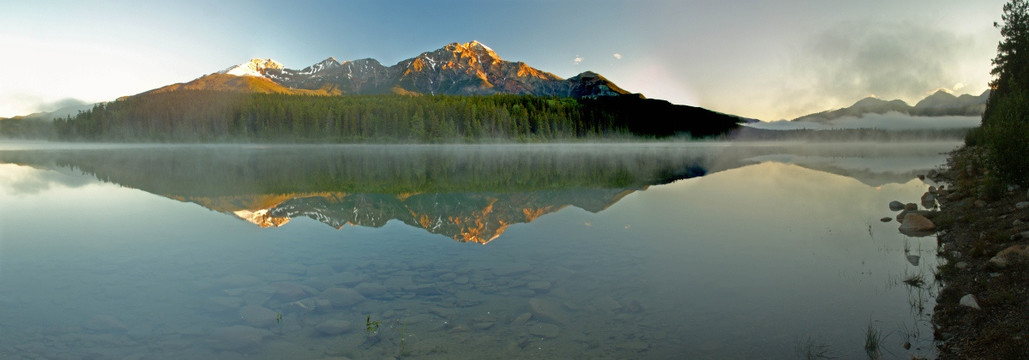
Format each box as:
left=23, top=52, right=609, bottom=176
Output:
left=150, top=41, right=635, bottom=99
left=793, top=89, right=990, bottom=123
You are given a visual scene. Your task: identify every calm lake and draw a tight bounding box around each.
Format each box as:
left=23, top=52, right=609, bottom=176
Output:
left=0, top=141, right=955, bottom=359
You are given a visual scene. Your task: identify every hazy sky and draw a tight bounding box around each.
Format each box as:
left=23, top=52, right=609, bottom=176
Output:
left=0, top=0, right=1006, bottom=120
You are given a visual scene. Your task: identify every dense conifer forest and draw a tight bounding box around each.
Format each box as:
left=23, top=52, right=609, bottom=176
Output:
left=0, top=91, right=742, bottom=142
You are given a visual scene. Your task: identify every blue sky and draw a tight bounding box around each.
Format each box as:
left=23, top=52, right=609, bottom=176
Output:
left=0, top=0, right=1007, bottom=120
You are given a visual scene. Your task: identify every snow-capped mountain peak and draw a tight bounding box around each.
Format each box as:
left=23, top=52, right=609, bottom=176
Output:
left=467, top=40, right=494, bottom=52
left=164, top=42, right=638, bottom=99
left=220, top=58, right=286, bottom=78
left=296, top=57, right=342, bottom=76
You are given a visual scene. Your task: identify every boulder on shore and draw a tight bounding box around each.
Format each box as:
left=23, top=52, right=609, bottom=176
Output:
left=988, top=244, right=1029, bottom=269
left=959, top=294, right=982, bottom=310
left=921, top=192, right=937, bottom=208
left=899, top=214, right=936, bottom=236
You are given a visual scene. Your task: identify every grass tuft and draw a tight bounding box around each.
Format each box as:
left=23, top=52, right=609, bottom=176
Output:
left=864, top=322, right=885, bottom=360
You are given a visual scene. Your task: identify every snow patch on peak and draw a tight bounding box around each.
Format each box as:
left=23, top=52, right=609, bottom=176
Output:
left=466, top=40, right=494, bottom=52
left=298, top=57, right=342, bottom=75
left=221, top=58, right=285, bottom=78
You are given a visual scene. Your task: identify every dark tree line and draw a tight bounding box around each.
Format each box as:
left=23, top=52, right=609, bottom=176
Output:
left=967, top=0, right=1029, bottom=185
left=22, top=91, right=739, bottom=142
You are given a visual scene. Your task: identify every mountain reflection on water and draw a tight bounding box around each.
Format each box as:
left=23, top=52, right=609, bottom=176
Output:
left=0, top=144, right=713, bottom=243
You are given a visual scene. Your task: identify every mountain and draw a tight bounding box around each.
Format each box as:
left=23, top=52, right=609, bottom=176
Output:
left=913, top=90, right=990, bottom=116
left=0, top=101, right=95, bottom=139
left=792, top=89, right=990, bottom=123
left=0, top=101, right=93, bottom=122
left=146, top=41, right=635, bottom=99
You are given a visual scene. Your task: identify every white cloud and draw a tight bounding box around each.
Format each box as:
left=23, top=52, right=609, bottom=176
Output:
left=573, top=55, right=583, bottom=65
left=613, top=53, right=622, bottom=60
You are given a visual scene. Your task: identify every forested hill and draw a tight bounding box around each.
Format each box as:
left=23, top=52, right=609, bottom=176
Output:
left=45, top=91, right=741, bottom=142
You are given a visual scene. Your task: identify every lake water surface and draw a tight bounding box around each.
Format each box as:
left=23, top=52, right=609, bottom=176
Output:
left=0, top=142, right=955, bottom=359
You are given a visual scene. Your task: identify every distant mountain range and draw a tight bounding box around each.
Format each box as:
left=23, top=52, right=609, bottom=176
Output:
left=145, top=41, right=636, bottom=99
left=0, top=102, right=93, bottom=122
left=792, top=89, right=990, bottom=123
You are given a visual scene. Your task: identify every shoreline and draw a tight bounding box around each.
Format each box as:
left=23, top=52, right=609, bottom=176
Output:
left=927, top=146, right=1029, bottom=358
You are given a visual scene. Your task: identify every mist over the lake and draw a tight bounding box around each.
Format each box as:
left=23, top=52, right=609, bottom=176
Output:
left=745, top=112, right=982, bottom=131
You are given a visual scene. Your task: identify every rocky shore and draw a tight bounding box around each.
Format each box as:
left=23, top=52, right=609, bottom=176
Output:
left=921, top=146, right=1029, bottom=359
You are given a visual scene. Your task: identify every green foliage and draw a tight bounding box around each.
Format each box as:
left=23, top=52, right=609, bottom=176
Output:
left=973, top=0, right=1029, bottom=186
left=46, top=91, right=739, bottom=142
left=365, top=315, right=380, bottom=335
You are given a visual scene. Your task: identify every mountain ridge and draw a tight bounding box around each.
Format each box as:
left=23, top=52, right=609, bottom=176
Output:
left=146, top=41, right=638, bottom=100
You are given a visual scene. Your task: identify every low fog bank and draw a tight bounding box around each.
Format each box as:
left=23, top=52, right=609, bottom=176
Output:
left=745, top=112, right=981, bottom=131
left=730, top=112, right=977, bottom=142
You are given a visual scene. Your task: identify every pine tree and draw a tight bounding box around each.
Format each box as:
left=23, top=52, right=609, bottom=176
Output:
left=974, top=0, right=1029, bottom=185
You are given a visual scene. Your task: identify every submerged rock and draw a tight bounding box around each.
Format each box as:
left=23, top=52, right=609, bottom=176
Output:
left=207, top=296, right=245, bottom=313
left=314, top=319, right=354, bottom=336
left=527, top=281, right=552, bottom=292
left=269, top=282, right=311, bottom=304
left=322, top=287, right=366, bottom=308
left=354, top=283, right=390, bottom=299
left=512, top=312, right=532, bottom=325
left=281, top=297, right=320, bottom=314
left=889, top=201, right=906, bottom=211
left=208, top=325, right=272, bottom=350
left=880, top=217, right=893, bottom=223
left=528, top=297, right=569, bottom=324
left=528, top=323, right=560, bottom=338
left=239, top=305, right=278, bottom=328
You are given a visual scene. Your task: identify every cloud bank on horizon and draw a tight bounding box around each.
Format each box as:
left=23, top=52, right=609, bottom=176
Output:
left=0, top=0, right=1008, bottom=121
